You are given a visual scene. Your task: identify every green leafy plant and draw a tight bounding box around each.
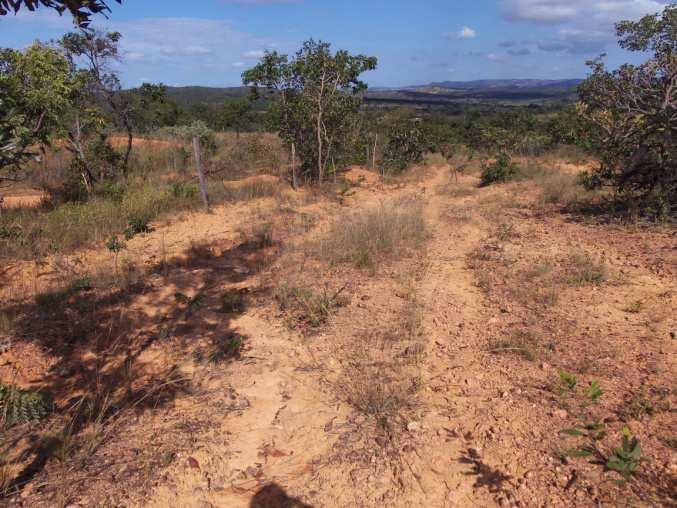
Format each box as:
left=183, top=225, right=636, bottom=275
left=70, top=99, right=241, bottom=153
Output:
left=480, top=153, right=518, bottom=186
left=0, top=382, right=51, bottom=428
left=106, top=235, right=125, bottom=253
left=587, top=381, right=604, bottom=403
left=560, top=421, right=607, bottom=457
left=124, top=211, right=152, bottom=239
left=559, top=370, right=578, bottom=391
left=606, top=427, right=644, bottom=481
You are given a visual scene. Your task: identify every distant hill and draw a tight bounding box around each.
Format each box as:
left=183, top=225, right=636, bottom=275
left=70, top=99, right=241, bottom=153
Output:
left=365, top=79, right=583, bottom=110
left=158, top=80, right=583, bottom=111
left=164, top=86, right=251, bottom=106
left=416, top=79, right=583, bottom=92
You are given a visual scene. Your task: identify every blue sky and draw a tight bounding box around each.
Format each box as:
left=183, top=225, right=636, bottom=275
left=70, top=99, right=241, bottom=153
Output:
left=0, top=0, right=669, bottom=87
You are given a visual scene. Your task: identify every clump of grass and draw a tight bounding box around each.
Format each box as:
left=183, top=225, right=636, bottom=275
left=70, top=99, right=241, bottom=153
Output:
left=475, top=268, right=494, bottom=294
left=35, top=288, right=71, bottom=308
left=488, top=329, right=537, bottom=361
left=313, top=197, right=427, bottom=270
left=567, top=252, right=607, bottom=285
left=239, top=221, right=275, bottom=249
left=345, top=369, right=414, bottom=430
left=201, top=333, right=245, bottom=364
left=213, top=178, right=281, bottom=203
left=537, top=172, right=582, bottom=206
left=494, top=222, right=516, bottom=241
left=275, top=284, right=348, bottom=333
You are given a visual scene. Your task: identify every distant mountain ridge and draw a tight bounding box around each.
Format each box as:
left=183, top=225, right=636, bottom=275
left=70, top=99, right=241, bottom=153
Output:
left=159, top=79, right=583, bottom=109
left=418, top=79, right=583, bottom=91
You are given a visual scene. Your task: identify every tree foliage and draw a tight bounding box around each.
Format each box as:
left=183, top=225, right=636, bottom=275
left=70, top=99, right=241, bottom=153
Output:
left=220, top=97, right=255, bottom=139
left=243, top=39, right=377, bottom=182
left=0, top=43, right=77, bottom=182
left=59, top=30, right=134, bottom=175
left=577, top=4, right=676, bottom=216
left=0, top=0, right=120, bottom=27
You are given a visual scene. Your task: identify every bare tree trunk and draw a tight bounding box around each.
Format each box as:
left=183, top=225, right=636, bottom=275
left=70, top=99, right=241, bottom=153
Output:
left=291, top=142, right=298, bottom=190
left=122, top=115, right=133, bottom=177
left=192, top=135, right=210, bottom=211
left=372, top=133, right=378, bottom=172
left=316, top=111, right=323, bottom=184
left=70, top=113, right=94, bottom=192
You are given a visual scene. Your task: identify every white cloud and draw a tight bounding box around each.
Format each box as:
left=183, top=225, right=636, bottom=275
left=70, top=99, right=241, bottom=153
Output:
left=501, top=0, right=668, bottom=24
left=502, top=0, right=669, bottom=55
left=242, top=49, right=266, bottom=58
left=232, top=62, right=246, bottom=67
left=457, top=26, right=477, bottom=39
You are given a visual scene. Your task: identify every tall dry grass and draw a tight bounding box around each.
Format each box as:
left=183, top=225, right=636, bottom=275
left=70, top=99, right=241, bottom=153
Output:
left=313, top=196, right=428, bottom=270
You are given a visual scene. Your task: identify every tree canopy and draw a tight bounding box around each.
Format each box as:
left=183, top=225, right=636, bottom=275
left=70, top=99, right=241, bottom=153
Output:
left=0, top=43, right=77, bottom=181
left=0, top=0, right=120, bottom=26
left=578, top=4, right=676, bottom=216
left=243, top=39, right=377, bottom=183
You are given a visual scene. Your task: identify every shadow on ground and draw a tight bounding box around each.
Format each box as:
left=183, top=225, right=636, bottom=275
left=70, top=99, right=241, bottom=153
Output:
left=0, top=234, right=281, bottom=500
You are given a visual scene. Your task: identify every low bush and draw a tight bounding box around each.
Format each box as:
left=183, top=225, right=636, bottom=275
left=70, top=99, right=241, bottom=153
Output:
left=480, top=153, right=518, bottom=186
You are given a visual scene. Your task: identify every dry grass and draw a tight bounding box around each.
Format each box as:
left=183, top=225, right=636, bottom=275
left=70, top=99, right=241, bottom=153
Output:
left=567, top=251, right=607, bottom=285
left=488, top=329, right=538, bottom=361
left=345, top=369, right=414, bottom=430
left=536, top=172, right=585, bottom=206
left=275, top=284, right=349, bottom=333
left=313, top=197, right=428, bottom=270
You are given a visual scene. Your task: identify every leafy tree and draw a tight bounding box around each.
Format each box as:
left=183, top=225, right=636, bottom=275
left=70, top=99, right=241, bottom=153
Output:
left=0, top=43, right=76, bottom=185
left=129, top=83, right=179, bottom=133
left=0, top=0, right=120, bottom=27
left=243, top=39, right=377, bottom=183
left=59, top=29, right=134, bottom=175
left=220, top=97, right=254, bottom=141
left=577, top=4, right=676, bottom=216
left=380, top=109, right=427, bottom=172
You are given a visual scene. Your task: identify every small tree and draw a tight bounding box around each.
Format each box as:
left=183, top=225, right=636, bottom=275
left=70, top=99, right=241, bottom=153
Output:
left=165, top=121, right=214, bottom=210
left=243, top=39, right=377, bottom=183
left=0, top=43, right=76, bottom=185
left=129, top=83, right=179, bottom=133
left=59, top=30, right=134, bottom=175
left=380, top=109, right=427, bottom=173
left=577, top=4, right=676, bottom=216
left=220, top=97, right=254, bottom=143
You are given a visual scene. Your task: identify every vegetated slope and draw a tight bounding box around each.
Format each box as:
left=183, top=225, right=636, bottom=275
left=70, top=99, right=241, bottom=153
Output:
left=163, top=86, right=252, bottom=106
left=0, top=162, right=674, bottom=507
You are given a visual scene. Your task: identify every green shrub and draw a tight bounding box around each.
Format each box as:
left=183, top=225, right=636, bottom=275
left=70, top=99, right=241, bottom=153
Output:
left=124, top=210, right=153, bottom=239
left=0, top=382, right=51, bottom=427
left=480, top=153, right=518, bottom=186
left=170, top=181, right=199, bottom=199
left=96, top=180, right=126, bottom=202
